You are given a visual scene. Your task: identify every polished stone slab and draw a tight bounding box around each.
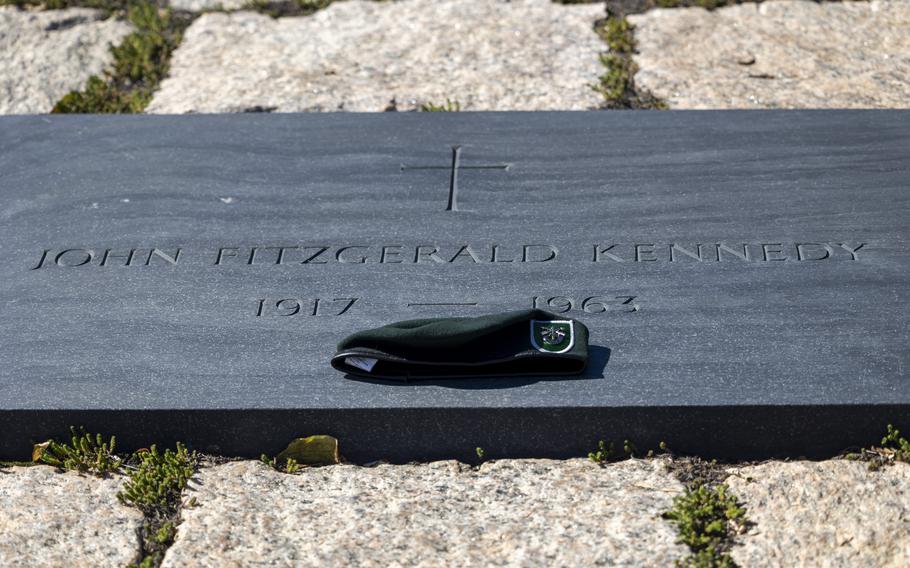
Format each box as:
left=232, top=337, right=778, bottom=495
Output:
left=0, top=111, right=908, bottom=461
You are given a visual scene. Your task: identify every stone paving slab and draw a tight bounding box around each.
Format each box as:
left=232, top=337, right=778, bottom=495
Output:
left=0, top=7, right=133, bottom=114
left=725, top=460, right=910, bottom=567
left=629, top=0, right=910, bottom=109
left=0, top=465, right=143, bottom=567
left=162, top=458, right=686, bottom=566
left=147, top=0, right=606, bottom=113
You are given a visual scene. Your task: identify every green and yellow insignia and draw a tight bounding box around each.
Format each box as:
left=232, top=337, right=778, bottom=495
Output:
left=530, top=320, right=574, bottom=353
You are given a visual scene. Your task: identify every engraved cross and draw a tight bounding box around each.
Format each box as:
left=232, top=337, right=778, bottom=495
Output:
left=400, top=146, right=510, bottom=211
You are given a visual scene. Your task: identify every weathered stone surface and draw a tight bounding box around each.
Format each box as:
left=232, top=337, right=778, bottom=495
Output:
left=726, top=461, right=910, bottom=567
left=163, top=458, right=686, bottom=566
left=0, top=7, right=133, bottom=114
left=148, top=0, right=606, bottom=113
left=629, top=0, right=910, bottom=109
left=0, top=465, right=143, bottom=566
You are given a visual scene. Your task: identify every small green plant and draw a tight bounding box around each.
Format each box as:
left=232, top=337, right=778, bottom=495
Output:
left=242, top=0, right=333, bottom=18
left=421, top=98, right=462, bottom=112
left=260, top=454, right=301, bottom=473
left=0, top=460, right=35, bottom=468
left=593, top=16, right=666, bottom=109
left=53, top=2, right=189, bottom=114
left=847, top=424, right=910, bottom=470
left=588, top=439, right=642, bottom=464
left=647, top=441, right=670, bottom=458
left=882, top=424, right=910, bottom=460
left=54, top=76, right=149, bottom=113
left=120, top=443, right=197, bottom=567
left=33, top=427, right=122, bottom=475
left=588, top=439, right=615, bottom=464
left=475, top=447, right=486, bottom=461
left=663, top=484, right=746, bottom=567
left=151, top=521, right=176, bottom=545
left=118, top=443, right=197, bottom=512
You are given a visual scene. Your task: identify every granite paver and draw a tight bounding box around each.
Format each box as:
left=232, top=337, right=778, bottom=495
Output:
left=629, top=0, right=910, bottom=108
left=162, top=458, right=687, bottom=566
left=726, top=460, right=910, bottom=567
left=148, top=0, right=606, bottom=113
left=0, top=465, right=143, bottom=567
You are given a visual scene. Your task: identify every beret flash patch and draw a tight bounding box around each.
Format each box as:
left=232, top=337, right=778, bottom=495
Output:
left=531, top=320, right=574, bottom=353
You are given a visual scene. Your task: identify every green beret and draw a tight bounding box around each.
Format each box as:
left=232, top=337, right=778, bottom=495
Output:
left=331, top=309, right=589, bottom=380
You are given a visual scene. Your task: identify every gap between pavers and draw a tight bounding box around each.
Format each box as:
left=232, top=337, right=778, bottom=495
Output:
left=162, top=458, right=686, bottom=566
left=0, top=465, right=144, bottom=567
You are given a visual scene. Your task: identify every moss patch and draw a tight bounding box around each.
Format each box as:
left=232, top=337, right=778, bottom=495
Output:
left=593, top=15, right=666, bottom=109
left=51, top=2, right=189, bottom=113
left=120, top=443, right=199, bottom=567
left=664, top=484, right=747, bottom=567
left=32, top=427, right=198, bottom=568
left=420, top=99, right=462, bottom=112
left=588, top=439, right=637, bottom=464
left=661, top=451, right=751, bottom=567
left=32, top=426, right=122, bottom=475
left=0, top=460, right=36, bottom=468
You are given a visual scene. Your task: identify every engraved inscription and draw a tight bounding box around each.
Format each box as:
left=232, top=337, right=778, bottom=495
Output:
left=592, top=242, right=865, bottom=263
left=31, top=248, right=182, bottom=270
left=214, top=244, right=558, bottom=265
left=29, top=241, right=868, bottom=270
left=255, top=298, right=359, bottom=317
left=400, top=146, right=510, bottom=211
left=532, top=295, right=639, bottom=314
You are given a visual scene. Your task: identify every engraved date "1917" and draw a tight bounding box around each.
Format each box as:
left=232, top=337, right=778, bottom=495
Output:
left=255, top=298, right=359, bottom=317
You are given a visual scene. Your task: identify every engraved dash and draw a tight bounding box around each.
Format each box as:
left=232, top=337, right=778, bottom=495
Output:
left=407, top=302, right=479, bottom=307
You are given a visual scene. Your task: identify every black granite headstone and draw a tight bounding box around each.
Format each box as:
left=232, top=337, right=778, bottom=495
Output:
left=1, top=111, right=908, bottom=461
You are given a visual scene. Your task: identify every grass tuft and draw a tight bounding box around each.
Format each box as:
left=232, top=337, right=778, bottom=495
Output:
left=119, top=443, right=198, bottom=567
left=594, top=16, right=666, bottom=109
left=588, top=439, right=637, bottom=464
left=29, top=427, right=197, bottom=567
left=664, top=484, right=747, bottom=567
left=52, top=1, right=189, bottom=113
left=588, top=439, right=670, bottom=464
left=845, top=424, right=910, bottom=470
left=420, top=99, right=462, bottom=112
left=33, top=426, right=122, bottom=475
left=118, top=443, right=197, bottom=512
left=260, top=454, right=301, bottom=473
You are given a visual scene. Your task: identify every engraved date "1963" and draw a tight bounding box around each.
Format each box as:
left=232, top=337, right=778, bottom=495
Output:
left=532, top=295, right=639, bottom=314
